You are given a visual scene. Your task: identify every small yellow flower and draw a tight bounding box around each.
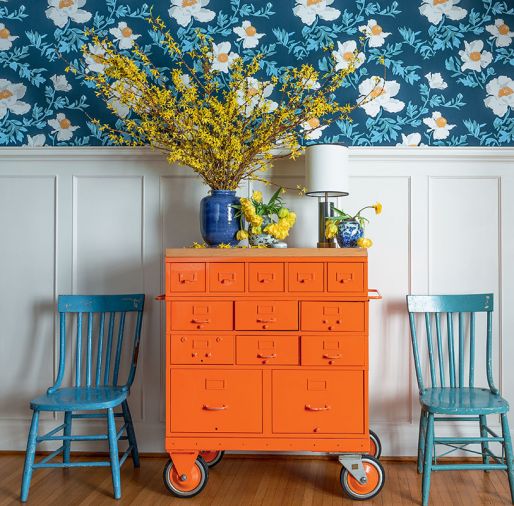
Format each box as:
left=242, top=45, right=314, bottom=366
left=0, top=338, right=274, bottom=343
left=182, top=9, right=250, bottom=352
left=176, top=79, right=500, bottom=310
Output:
left=217, top=243, right=232, bottom=248
left=278, top=207, right=289, bottom=218
left=357, top=237, right=373, bottom=248
left=285, top=211, right=296, bottom=226
left=236, top=230, right=249, bottom=241
left=250, top=214, right=263, bottom=227
left=325, top=221, right=338, bottom=239
left=251, top=226, right=262, bottom=234
left=252, top=190, right=263, bottom=203
left=191, top=241, right=207, bottom=248
left=373, top=202, right=382, bottom=215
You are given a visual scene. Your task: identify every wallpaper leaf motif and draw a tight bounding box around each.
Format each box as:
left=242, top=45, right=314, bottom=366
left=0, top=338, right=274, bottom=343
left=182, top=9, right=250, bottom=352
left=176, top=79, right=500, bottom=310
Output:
left=0, top=0, right=513, bottom=147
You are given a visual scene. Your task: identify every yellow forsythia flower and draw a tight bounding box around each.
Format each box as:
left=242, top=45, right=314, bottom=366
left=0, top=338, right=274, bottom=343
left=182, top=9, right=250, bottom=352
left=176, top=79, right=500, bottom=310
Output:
left=236, top=230, right=249, bottom=240
left=325, top=221, right=338, bottom=239
left=217, top=243, right=232, bottom=248
left=191, top=242, right=207, bottom=248
left=373, top=202, right=383, bottom=215
left=252, top=190, right=263, bottom=203
left=357, top=237, right=373, bottom=248
left=251, top=226, right=262, bottom=234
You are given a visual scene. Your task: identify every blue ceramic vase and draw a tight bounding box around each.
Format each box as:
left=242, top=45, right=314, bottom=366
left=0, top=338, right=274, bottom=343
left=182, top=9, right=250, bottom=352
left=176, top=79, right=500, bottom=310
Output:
left=200, top=190, right=240, bottom=246
left=336, top=219, right=364, bottom=248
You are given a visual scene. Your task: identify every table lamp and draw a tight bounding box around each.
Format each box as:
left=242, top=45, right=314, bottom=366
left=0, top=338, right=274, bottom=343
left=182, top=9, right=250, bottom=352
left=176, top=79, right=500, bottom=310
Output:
left=304, top=143, right=350, bottom=248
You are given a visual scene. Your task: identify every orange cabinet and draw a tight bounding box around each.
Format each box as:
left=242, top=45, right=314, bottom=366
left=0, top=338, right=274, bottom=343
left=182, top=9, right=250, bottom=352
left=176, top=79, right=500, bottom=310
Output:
left=288, top=262, right=324, bottom=292
left=272, top=370, right=364, bottom=434
left=168, top=262, right=205, bottom=293
left=300, top=301, right=366, bottom=332
left=168, top=301, right=233, bottom=331
left=164, top=249, right=380, bottom=499
left=170, top=369, right=262, bottom=433
left=170, top=334, right=234, bottom=365
left=236, top=335, right=299, bottom=365
left=209, top=263, right=245, bottom=292
left=301, top=334, right=366, bottom=366
left=327, top=262, right=364, bottom=293
left=248, top=262, right=284, bottom=292
left=235, top=300, right=298, bottom=330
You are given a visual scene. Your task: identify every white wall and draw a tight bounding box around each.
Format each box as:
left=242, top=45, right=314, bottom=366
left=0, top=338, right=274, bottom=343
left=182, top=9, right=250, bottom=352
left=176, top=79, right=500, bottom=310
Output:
left=0, top=146, right=513, bottom=456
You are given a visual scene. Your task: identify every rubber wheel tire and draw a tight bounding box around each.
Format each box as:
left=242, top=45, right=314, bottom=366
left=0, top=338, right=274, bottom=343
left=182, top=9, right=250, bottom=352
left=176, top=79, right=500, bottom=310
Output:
left=163, top=456, right=208, bottom=498
left=369, top=430, right=382, bottom=459
left=200, top=450, right=224, bottom=468
left=340, top=456, right=385, bottom=501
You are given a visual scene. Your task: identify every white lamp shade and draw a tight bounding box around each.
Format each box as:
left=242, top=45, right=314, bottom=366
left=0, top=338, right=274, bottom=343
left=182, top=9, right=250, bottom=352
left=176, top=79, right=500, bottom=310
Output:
left=304, top=144, right=350, bottom=197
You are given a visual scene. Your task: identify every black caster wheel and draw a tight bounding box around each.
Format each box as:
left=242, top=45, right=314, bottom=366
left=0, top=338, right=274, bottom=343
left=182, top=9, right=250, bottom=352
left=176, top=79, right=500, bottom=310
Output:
left=340, top=456, right=385, bottom=500
left=163, top=456, right=208, bottom=498
left=369, top=430, right=382, bottom=459
left=199, top=450, right=224, bottom=468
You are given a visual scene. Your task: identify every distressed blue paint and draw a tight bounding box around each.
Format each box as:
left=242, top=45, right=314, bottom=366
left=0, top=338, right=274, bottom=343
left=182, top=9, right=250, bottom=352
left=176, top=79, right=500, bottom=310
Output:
left=1, top=1, right=513, bottom=148
left=20, top=294, right=145, bottom=502
left=407, top=293, right=514, bottom=505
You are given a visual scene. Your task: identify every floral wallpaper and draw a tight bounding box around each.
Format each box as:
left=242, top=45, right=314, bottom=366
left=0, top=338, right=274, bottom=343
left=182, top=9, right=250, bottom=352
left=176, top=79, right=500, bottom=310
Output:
left=0, top=0, right=513, bottom=147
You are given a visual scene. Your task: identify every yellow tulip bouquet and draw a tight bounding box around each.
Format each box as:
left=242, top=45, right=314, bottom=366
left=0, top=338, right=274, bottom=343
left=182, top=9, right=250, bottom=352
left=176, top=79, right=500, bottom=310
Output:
left=75, top=15, right=365, bottom=190
left=234, top=188, right=296, bottom=246
left=325, top=202, right=382, bottom=248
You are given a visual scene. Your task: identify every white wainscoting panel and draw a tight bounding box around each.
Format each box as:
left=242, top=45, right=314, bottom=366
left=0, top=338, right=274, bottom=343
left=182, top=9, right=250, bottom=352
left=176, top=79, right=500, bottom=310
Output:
left=0, top=147, right=513, bottom=456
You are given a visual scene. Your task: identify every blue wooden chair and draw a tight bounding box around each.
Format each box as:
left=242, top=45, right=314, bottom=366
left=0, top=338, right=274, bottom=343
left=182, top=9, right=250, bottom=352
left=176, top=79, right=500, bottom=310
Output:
left=21, top=294, right=145, bottom=502
left=407, top=294, right=514, bottom=506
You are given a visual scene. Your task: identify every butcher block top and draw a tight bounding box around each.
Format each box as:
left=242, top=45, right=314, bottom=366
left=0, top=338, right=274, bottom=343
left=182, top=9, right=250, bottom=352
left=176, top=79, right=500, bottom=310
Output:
left=165, top=247, right=367, bottom=258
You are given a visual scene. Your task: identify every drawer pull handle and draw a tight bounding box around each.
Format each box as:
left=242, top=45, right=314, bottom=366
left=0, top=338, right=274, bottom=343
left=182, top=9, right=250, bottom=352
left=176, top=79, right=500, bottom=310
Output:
left=257, top=353, right=277, bottom=359
left=192, top=318, right=210, bottom=324
left=305, top=404, right=331, bottom=412
left=323, top=353, right=342, bottom=359
left=202, top=404, right=228, bottom=411
left=256, top=317, right=276, bottom=323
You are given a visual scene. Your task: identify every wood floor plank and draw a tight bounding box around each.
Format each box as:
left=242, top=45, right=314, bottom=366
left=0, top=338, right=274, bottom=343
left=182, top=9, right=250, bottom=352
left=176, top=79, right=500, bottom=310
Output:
left=1, top=454, right=513, bottom=505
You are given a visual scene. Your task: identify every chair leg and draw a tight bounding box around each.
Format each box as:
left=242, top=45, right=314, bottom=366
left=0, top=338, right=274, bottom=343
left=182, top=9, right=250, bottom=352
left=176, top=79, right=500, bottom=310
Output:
left=479, top=414, right=490, bottom=469
left=501, top=414, right=514, bottom=504
left=422, top=413, right=435, bottom=506
left=63, top=411, right=72, bottom=463
left=20, top=410, right=40, bottom=502
left=121, top=400, right=140, bottom=468
left=418, top=408, right=428, bottom=474
left=107, top=407, right=121, bottom=499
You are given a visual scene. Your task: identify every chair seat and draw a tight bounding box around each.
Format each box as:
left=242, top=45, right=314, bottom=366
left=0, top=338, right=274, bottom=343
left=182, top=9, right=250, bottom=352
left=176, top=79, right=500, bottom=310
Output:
left=420, top=387, right=509, bottom=415
left=30, top=386, right=128, bottom=411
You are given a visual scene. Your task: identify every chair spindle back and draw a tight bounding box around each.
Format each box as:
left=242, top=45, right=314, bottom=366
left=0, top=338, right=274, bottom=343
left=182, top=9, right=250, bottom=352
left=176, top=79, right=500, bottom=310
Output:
left=49, top=294, right=145, bottom=394
left=407, top=294, right=496, bottom=395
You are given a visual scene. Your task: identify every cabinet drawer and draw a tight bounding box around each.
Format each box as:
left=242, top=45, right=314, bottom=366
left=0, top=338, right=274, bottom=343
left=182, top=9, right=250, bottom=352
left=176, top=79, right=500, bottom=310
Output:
left=209, top=263, right=245, bottom=292
left=236, top=335, right=299, bottom=365
left=169, top=301, right=233, bottom=331
left=235, top=301, right=298, bottom=330
left=301, top=335, right=366, bottom=366
left=170, top=369, right=262, bottom=433
left=301, top=302, right=365, bottom=332
left=170, top=334, right=234, bottom=365
left=288, top=263, right=324, bottom=292
left=168, top=263, right=205, bottom=293
left=272, top=370, right=364, bottom=434
left=327, top=263, right=365, bottom=293
left=248, top=263, right=284, bottom=292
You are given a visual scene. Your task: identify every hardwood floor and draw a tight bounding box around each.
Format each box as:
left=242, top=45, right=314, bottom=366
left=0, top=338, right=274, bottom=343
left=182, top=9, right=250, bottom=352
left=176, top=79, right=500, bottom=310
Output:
left=0, top=454, right=512, bottom=505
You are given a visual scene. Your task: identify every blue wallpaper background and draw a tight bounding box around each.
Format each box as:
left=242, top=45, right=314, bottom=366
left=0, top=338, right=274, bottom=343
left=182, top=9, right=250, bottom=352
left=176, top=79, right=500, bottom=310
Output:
left=0, top=0, right=513, bottom=147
